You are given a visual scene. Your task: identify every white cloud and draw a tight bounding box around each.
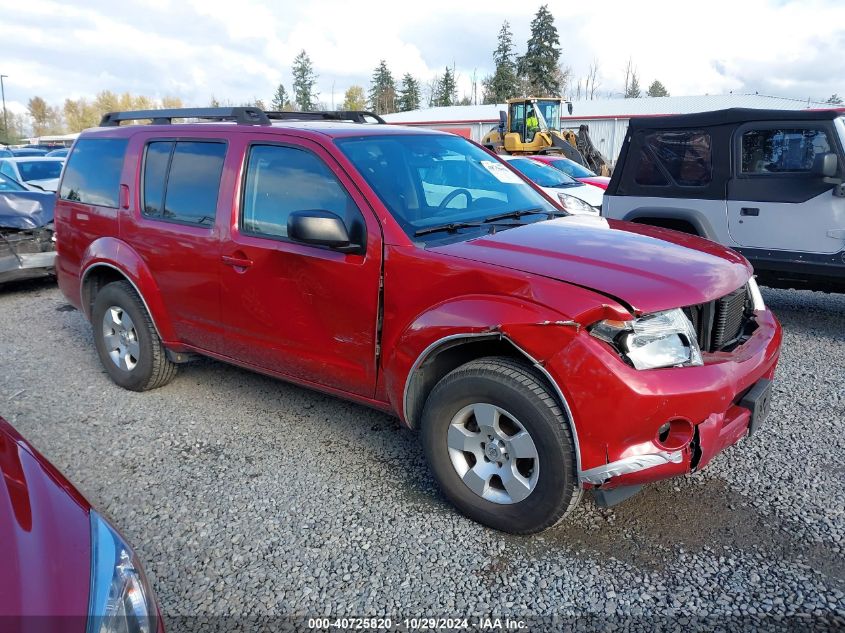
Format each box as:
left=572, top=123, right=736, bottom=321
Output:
left=0, top=0, right=843, bottom=116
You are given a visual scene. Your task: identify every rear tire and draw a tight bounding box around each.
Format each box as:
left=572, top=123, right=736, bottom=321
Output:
left=421, top=357, right=581, bottom=534
left=91, top=281, right=177, bottom=391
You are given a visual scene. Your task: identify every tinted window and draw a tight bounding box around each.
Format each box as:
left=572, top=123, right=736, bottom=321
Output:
left=547, top=158, right=594, bottom=179
left=60, top=139, right=127, bottom=207
left=0, top=162, right=16, bottom=180
left=641, top=131, right=712, bottom=186
left=0, top=173, right=25, bottom=191
left=634, top=151, right=669, bottom=186
left=241, top=145, right=359, bottom=239
left=163, top=142, right=226, bottom=225
left=741, top=128, right=831, bottom=174
left=142, top=141, right=173, bottom=217
left=16, top=160, right=63, bottom=182
left=507, top=158, right=578, bottom=187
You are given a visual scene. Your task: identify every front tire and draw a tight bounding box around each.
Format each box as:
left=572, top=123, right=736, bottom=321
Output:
left=421, top=357, right=581, bottom=534
left=91, top=281, right=177, bottom=391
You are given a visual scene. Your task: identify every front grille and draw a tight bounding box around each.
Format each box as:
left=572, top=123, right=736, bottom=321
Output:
left=683, top=285, right=752, bottom=352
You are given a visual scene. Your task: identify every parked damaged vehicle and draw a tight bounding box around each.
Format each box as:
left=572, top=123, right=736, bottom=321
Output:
left=56, top=108, right=781, bottom=534
left=0, top=174, right=57, bottom=284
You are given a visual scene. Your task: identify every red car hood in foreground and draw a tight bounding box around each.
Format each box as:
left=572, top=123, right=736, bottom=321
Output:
left=0, top=418, right=90, bottom=630
left=431, top=216, right=752, bottom=314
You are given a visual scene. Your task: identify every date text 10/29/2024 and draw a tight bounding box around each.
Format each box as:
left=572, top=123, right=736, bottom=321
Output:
left=308, top=617, right=528, bottom=631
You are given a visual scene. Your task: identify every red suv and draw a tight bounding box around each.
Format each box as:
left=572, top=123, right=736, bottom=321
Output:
left=55, top=108, right=781, bottom=533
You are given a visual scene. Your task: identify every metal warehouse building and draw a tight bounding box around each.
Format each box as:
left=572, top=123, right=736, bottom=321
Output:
left=382, top=93, right=838, bottom=165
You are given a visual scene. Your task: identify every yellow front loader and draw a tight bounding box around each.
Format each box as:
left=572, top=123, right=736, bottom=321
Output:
left=481, top=97, right=610, bottom=175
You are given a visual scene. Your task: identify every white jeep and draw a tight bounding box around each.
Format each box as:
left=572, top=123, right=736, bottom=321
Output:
left=602, top=108, right=845, bottom=292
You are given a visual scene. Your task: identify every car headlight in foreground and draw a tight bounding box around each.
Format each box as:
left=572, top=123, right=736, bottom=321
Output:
left=590, top=307, right=703, bottom=370
left=87, top=511, right=159, bottom=633
left=557, top=192, right=598, bottom=214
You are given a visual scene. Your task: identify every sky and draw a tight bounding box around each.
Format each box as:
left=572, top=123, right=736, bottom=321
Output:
left=1, top=0, right=844, bottom=115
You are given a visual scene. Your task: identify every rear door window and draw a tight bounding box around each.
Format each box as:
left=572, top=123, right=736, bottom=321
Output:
left=741, top=128, right=831, bottom=174
left=141, top=141, right=226, bottom=226
left=60, top=138, right=128, bottom=207
left=636, top=131, right=712, bottom=186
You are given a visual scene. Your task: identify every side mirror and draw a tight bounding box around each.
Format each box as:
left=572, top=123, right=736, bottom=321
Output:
left=567, top=102, right=573, bottom=115
left=498, top=110, right=507, bottom=136
left=287, top=210, right=363, bottom=254
left=816, top=152, right=838, bottom=178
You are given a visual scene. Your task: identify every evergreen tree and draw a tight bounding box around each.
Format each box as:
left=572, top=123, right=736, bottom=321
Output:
left=397, top=74, right=421, bottom=112
left=483, top=21, right=519, bottom=104
left=826, top=93, right=843, bottom=105
left=517, top=5, right=562, bottom=96
left=292, top=50, right=319, bottom=111
left=342, top=85, right=367, bottom=110
left=623, top=59, right=641, bottom=98
left=368, top=60, right=396, bottom=114
left=646, top=80, right=669, bottom=97
left=625, top=74, right=642, bottom=98
left=434, top=66, right=457, bottom=107
left=271, top=84, right=290, bottom=110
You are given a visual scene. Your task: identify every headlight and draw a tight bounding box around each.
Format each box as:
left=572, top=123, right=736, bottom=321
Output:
left=87, top=511, right=158, bottom=633
left=590, top=308, right=703, bottom=370
left=747, top=277, right=765, bottom=311
left=557, top=192, right=598, bottom=214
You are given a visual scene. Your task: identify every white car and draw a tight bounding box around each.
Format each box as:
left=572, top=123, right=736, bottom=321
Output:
left=500, top=155, right=603, bottom=215
left=0, top=157, right=65, bottom=192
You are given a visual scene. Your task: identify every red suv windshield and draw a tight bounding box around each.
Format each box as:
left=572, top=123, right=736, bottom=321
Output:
left=336, top=134, right=556, bottom=239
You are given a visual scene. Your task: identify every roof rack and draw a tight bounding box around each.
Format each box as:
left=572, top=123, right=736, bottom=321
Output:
left=99, top=108, right=387, bottom=128
left=99, top=107, right=271, bottom=127
left=265, top=110, right=386, bottom=124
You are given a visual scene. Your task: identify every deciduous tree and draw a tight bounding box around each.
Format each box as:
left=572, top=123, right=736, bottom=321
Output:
left=342, top=85, right=367, bottom=110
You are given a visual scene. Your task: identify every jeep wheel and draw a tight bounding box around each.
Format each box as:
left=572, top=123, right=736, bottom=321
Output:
left=421, top=357, right=581, bottom=534
left=92, top=281, right=177, bottom=391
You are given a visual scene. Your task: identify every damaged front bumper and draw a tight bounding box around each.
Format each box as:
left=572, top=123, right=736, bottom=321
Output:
left=545, top=308, right=782, bottom=492
left=0, top=225, right=56, bottom=283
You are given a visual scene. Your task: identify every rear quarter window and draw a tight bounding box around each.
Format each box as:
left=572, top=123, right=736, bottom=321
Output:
left=60, top=138, right=128, bottom=207
left=634, top=131, right=712, bottom=187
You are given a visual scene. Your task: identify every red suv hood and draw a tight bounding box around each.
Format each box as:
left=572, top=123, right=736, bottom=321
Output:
left=431, top=216, right=752, bottom=314
left=0, top=419, right=90, bottom=627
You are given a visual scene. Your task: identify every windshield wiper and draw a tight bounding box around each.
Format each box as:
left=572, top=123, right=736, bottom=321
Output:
left=414, top=220, right=524, bottom=237
left=26, top=182, right=47, bottom=192
left=483, top=207, right=567, bottom=223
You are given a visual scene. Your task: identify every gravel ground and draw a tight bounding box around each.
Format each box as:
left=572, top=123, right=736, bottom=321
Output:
left=0, top=279, right=843, bottom=631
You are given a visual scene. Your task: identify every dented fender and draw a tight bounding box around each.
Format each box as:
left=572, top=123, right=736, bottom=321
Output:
left=383, top=294, right=630, bottom=424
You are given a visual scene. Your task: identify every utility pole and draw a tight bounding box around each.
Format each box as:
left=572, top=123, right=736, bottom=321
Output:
left=0, top=75, right=7, bottom=144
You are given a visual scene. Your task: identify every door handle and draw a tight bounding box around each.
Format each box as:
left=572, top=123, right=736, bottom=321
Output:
left=740, top=207, right=760, bottom=216
left=221, top=255, right=253, bottom=269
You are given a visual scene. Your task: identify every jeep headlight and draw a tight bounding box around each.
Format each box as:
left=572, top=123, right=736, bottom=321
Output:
left=87, top=511, right=158, bottom=633
left=590, top=308, right=703, bottom=370
left=557, top=192, right=598, bottom=214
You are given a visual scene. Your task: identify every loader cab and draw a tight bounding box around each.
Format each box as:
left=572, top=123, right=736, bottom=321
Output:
left=503, top=98, right=573, bottom=151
